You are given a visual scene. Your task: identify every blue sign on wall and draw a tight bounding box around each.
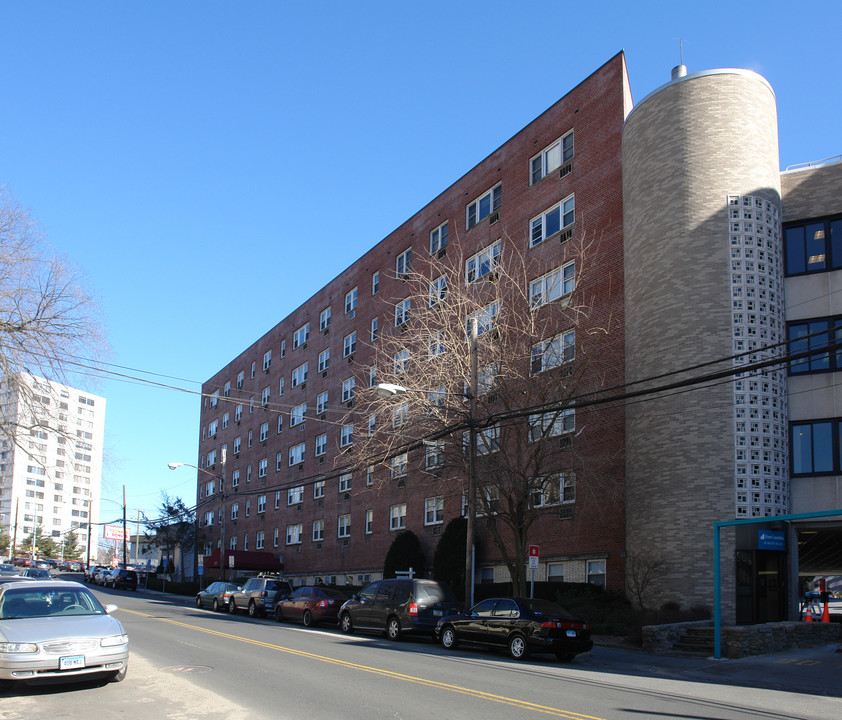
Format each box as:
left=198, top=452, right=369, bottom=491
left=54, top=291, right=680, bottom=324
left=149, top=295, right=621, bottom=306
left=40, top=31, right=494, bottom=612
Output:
left=758, top=529, right=786, bottom=551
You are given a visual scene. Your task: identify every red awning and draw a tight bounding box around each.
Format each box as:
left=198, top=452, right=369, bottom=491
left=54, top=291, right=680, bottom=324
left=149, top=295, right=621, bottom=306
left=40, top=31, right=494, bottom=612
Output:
left=204, top=548, right=283, bottom=572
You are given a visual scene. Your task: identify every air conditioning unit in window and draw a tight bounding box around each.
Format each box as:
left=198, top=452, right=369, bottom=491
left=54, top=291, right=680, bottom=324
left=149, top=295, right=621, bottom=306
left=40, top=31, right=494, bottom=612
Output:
left=316, top=542, right=323, bottom=550
left=488, top=211, right=499, bottom=225
left=344, top=492, right=351, bottom=501
left=323, top=328, right=329, bottom=335
left=319, top=456, right=325, bottom=464
left=559, top=506, right=574, bottom=520
left=322, top=371, right=328, bottom=378
left=559, top=227, right=573, bottom=244
left=560, top=436, right=572, bottom=450
left=437, top=248, right=446, bottom=259
left=342, top=539, right=350, bottom=549
left=432, top=525, right=442, bottom=536
left=397, top=478, right=406, bottom=488
left=559, top=161, right=573, bottom=178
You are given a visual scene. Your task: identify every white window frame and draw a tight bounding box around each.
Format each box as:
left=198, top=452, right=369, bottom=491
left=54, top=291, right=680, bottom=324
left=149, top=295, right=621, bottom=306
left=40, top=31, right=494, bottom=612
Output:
left=288, top=486, right=304, bottom=505
left=530, top=130, right=573, bottom=185
left=292, top=323, right=310, bottom=349
left=467, top=300, right=500, bottom=337
left=392, top=401, right=409, bottom=428
left=345, top=287, right=358, bottom=314
left=263, top=350, right=272, bottom=372
left=286, top=523, right=302, bottom=545
left=340, top=424, right=354, bottom=447
left=530, top=261, right=575, bottom=309
left=466, top=183, right=502, bottom=230
left=344, top=331, right=357, bottom=357
left=395, top=298, right=410, bottom=327
left=318, top=348, right=330, bottom=373
left=528, top=409, right=575, bottom=441
left=313, top=519, right=324, bottom=542
left=390, top=503, right=407, bottom=530
left=231, top=503, right=239, bottom=520
left=341, top=377, right=355, bottom=403
left=315, top=433, right=327, bottom=457
left=259, top=422, right=269, bottom=442
left=393, top=348, right=410, bottom=375
left=391, top=452, right=408, bottom=478
left=532, top=330, right=575, bottom=374
left=530, top=195, right=574, bottom=248
left=372, top=271, right=380, bottom=295
left=430, top=221, right=448, bottom=254
left=257, top=495, right=266, bottom=513
left=289, top=442, right=305, bottom=466
left=365, top=508, right=374, bottom=534
left=316, top=391, right=328, bottom=415
left=258, top=458, right=268, bottom=478
left=290, top=402, right=306, bottom=427
left=424, top=496, right=444, bottom=525
left=338, top=514, right=351, bottom=538
left=313, top=480, right=325, bottom=499
left=370, top=317, right=378, bottom=342
left=429, top=275, right=447, bottom=307
left=465, top=239, right=501, bottom=283
left=339, top=472, right=352, bottom=492
left=320, top=306, right=331, bottom=332
left=396, top=248, right=412, bottom=279
left=425, top=441, right=444, bottom=469
left=291, top=362, right=308, bottom=388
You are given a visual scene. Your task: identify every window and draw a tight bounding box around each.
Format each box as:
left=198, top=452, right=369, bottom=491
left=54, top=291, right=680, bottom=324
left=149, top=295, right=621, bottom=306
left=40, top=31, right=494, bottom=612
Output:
left=338, top=514, right=351, bottom=538
left=392, top=401, right=409, bottom=428
left=344, top=332, right=357, bottom=357
left=339, top=472, right=352, bottom=492
left=429, top=275, right=447, bottom=307
left=204, top=510, right=215, bottom=526
left=366, top=466, right=375, bottom=486
left=235, top=404, right=242, bottom=423
left=286, top=524, right=302, bottom=545
left=476, top=425, right=500, bottom=455
left=530, top=131, right=574, bottom=185
left=222, top=412, right=229, bottom=429
left=233, top=436, right=242, bottom=454
left=290, top=402, right=306, bottom=427
left=345, top=287, right=358, bottom=314
left=372, top=271, right=380, bottom=295
left=236, top=371, right=244, bottom=390
left=394, top=348, right=410, bottom=375
left=318, top=349, right=330, bottom=373
left=316, top=391, right=328, bottom=415
left=245, top=499, right=251, bottom=517
left=275, top=490, right=281, bottom=509
left=466, top=239, right=501, bottom=283
left=231, top=503, right=239, bottom=520
left=230, top=536, right=237, bottom=551
left=466, top=183, right=502, bottom=230
left=258, top=458, right=268, bottom=478
left=784, top=216, right=842, bottom=275
left=292, top=363, right=308, bottom=388
left=430, top=221, right=448, bottom=255
left=396, top=248, right=412, bottom=279
left=313, top=519, right=324, bottom=542
left=425, top=442, right=444, bottom=469
left=223, top=381, right=231, bottom=397
left=246, top=465, right=252, bottom=482
left=274, top=528, right=279, bottom=547
left=547, top=562, right=565, bottom=582
left=587, top=559, right=606, bottom=588
left=277, top=415, right=284, bottom=434
left=370, top=317, right=379, bottom=342
left=530, top=261, right=575, bottom=308
left=248, top=429, right=253, bottom=447
left=791, top=420, right=837, bottom=475
left=293, top=323, right=310, bottom=349
left=395, top=298, right=410, bottom=327
left=788, top=317, right=841, bottom=374
left=530, top=195, right=574, bottom=247
left=391, top=453, right=407, bottom=478
left=532, top=330, right=575, bottom=373
left=315, top=433, right=327, bottom=457
left=289, top=442, right=305, bottom=465
left=368, top=366, right=377, bottom=388
left=367, top=414, right=376, bottom=436
left=424, top=496, right=444, bottom=525
left=288, top=486, right=304, bottom=505
left=281, top=339, right=286, bottom=358
left=531, top=472, right=575, bottom=507
left=341, top=377, right=355, bottom=403
left=263, top=350, right=272, bottom=372
left=320, top=307, right=331, bottom=332
left=314, top=480, right=325, bottom=498
left=259, top=422, right=269, bottom=442
left=257, top=494, right=266, bottom=513
left=340, top=424, right=354, bottom=447
left=365, top=509, right=374, bottom=534
left=256, top=530, right=265, bottom=550
left=475, top=362, right=499, bottom=396
left=278, top=378, right=284, bottom=396
left=467, top=301, right=500, bottom=337
left=390, top=503, right=407, bottom=530
left=529, top=409, right=575, bottom=441
left=251, top=363, right=256, bottom=379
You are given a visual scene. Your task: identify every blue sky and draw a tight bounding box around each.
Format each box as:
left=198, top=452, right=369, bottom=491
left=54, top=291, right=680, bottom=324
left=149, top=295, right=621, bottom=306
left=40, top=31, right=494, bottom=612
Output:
left=1, top=1, right=839, bottom=526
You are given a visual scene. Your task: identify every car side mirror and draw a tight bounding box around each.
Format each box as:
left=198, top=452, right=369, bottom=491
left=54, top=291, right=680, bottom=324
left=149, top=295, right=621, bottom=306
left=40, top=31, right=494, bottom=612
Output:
left=104, top=603, right=118, bottom=614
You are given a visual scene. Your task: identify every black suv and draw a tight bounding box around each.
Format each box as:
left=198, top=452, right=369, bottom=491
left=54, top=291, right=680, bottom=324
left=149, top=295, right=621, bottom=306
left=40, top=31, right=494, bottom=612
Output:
left=229, top=575, right=292, bottom=617
left=338, top=578, right=459, bottom=639
left=107, top=569, right=138, bottom=591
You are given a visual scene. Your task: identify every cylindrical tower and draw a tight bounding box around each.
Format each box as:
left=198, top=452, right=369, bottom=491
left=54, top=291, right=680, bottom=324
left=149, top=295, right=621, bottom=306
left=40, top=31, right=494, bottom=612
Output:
left=623, top=68, right=786, bottom=619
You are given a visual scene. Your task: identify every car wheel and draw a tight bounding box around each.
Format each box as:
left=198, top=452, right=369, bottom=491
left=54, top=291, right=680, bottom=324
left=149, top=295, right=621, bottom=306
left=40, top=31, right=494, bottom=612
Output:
left=196, top=596, right=203, bottom=609
left=248, top=600, right=258, bottom=618
left=339, top=612, right=353, bottom=634
left=386, top=616, right=402, bottom=641
left=554, top=651, right=575, bottom=662
left=507, top=633, right=529, bottom=660
left=275, top=606, right=284, bottom=623
left=110, top=664, right=127, bottom=683
left=212, top=598, right=219, bottom=612
left=229, top=598, right=237, bottom=614
left=303, top=610, right=314, bottom=627
left=440, top=626, right=459, bottom=650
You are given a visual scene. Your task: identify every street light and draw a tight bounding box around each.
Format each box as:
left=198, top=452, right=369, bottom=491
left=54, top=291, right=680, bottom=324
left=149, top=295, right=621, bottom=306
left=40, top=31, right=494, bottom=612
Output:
left=98, top=488, right=128, bottom=568
left=169, top=458, right=226, bottom=584
left=373, top=316, right=479, bottom=607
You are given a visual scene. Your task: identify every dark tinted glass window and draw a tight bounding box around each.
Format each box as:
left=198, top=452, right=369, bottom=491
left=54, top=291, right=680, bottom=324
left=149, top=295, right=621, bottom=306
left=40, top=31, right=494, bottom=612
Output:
left=376, top=580, right=395, bottom=600
left=414, top=581, right=457, bottom=603
left=791, top=421, right=835, bottom=474
left=392, top=581, right=410, bottom=602
left=359, top=581, right=378, bottom=601
left=492, top=599, right=518, bottom=617
left=472, top=599, right=497, bottom=617
left=526, top=598, right=572, bottom=617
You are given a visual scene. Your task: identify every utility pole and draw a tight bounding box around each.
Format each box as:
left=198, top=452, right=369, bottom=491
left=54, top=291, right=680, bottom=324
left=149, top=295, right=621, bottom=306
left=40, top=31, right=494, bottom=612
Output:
left=122, top=485, right=128, bottom=567
left=465, top=317, right=478, bottom=608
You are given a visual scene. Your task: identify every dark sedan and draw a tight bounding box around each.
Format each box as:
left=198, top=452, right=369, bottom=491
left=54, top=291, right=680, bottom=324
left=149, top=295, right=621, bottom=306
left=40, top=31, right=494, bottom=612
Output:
left=273, top=586, right=348, bottom=626
left=196, top=581, right=240, bottom=612
left=435, top=597, right=592, bottom=661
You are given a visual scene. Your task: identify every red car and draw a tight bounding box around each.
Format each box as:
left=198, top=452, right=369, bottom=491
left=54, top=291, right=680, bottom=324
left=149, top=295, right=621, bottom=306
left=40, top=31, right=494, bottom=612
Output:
left=274, top=586, right=348, bottom=627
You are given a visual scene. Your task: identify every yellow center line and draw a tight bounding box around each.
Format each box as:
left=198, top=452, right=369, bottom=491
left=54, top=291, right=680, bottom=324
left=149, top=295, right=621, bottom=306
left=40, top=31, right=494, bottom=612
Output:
left=123, top=609, right=606, bottom=720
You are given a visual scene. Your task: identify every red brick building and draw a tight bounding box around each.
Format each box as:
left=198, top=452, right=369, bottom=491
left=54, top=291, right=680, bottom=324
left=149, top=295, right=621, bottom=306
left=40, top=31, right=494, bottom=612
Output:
left=196, top=52, right=629, bottom=592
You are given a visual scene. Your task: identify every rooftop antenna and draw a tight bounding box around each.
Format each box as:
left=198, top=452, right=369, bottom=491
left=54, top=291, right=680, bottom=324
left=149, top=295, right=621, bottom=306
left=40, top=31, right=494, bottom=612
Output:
left=672, top=38, right=688, bottom=80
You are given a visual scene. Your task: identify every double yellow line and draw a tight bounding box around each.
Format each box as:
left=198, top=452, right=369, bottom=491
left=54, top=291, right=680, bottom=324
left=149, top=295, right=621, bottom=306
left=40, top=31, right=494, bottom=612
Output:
left=124, top=609, right=605, bottom=719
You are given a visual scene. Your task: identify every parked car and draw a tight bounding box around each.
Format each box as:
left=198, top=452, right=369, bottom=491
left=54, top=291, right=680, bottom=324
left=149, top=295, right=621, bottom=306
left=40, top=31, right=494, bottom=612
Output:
left=274, top=586, right=348, bottom=626
left=196, top=582, right=240, bottom=612
left=0, top=564, right=17, bottom=576
left=435, top=597, right=593, bottom=661
left=95, top=569, right=116, bottom=586
left=106, top=570, right=138, bottom=591
left=84, top=566, right=106, bottom=583
left=338, top=578, right=460, bottom=640
left=21, top=569, right=52, bottom=580
left=229, top=575, right=292, bottom=618
left=0, top=579, right=128, bottom=687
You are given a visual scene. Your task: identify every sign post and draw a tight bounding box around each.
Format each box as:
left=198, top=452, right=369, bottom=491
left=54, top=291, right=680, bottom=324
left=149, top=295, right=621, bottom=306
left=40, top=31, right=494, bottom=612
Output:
left=528, top=545, right=540, bottom=598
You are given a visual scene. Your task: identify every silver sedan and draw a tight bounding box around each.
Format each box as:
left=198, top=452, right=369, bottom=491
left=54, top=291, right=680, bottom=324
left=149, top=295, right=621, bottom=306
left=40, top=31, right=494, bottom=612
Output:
left=0, top=579, right=128, bottom=687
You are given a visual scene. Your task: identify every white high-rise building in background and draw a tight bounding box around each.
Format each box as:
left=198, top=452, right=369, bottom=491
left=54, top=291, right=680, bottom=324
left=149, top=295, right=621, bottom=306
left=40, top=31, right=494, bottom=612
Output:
left=0, top=374, right=105, bottom=561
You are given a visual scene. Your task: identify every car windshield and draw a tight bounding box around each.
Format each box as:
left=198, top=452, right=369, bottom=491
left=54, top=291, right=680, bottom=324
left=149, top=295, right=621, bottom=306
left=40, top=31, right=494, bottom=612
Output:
left=415, top=582, right=457, bottom=603
left=1, top=587, right=106, bottom=619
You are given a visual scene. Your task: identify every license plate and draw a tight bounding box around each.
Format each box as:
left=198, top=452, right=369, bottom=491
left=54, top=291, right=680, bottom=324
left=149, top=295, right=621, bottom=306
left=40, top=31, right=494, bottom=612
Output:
left=566, top=630, right=577, bottom=638
left=59, top=655, right=85, bottom=670
left=433, top=609, right=443, bottom=616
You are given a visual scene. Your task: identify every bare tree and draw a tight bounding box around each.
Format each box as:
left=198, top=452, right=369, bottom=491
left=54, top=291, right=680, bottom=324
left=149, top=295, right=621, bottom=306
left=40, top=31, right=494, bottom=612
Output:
left=341, top=231, right=624, bottom=597
left=625, top=550, right=669, bottom=611
left=0, top=189, right=106, bottom=445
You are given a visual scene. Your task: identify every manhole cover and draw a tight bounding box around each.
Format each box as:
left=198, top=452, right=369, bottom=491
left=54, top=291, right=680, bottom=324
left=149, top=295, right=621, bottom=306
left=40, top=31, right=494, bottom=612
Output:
left=160, top=665, right=213, bottom=674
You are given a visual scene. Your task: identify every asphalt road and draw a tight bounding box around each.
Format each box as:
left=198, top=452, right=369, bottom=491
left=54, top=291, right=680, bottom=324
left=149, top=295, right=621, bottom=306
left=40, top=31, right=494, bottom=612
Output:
left=1, top=579, right=841, bottom=720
